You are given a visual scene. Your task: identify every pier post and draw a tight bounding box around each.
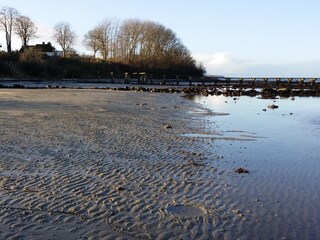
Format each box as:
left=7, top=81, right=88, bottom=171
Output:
left=110, top=72, right=114, bottom=83
left=298, top=78, right=305, bottom=89
left=125, top=72, right=129, bottom=84
left=287, top=78, right=293, bottom=90
left=275, top=78, right=280, bottom=89
left=239, top=78, right=243, bottom=88
left=251, top=78, right=256, bottom=88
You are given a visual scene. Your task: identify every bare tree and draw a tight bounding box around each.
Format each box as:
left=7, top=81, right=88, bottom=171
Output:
left=83, top=29, right=100, bottom=57
left=0, top=6, right=20, bottom=52
left=109, top=20, right=120, bottom=60
left=14, top=15, right=37, bottom=48
left=118, top=19, right=143, bottom=63
left=83, top=18, right=199, bottom=73
left=52, top=22, right=76, bottom=57
left=95, top=22, right=108, bottom=60
left=84, top=19, right=119, bottom=60
left=96, top=20, right=114, bottom=60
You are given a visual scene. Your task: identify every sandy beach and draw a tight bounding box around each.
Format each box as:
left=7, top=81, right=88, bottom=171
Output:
left=0, top=88, right=319, bottom=239
left=0, top=89, right=225, bottom=239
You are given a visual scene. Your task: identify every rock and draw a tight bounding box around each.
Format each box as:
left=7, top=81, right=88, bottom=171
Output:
left=235, top=167, right=249, bottom=173
left=262, top=109, right=266, bottom=111
left=267, top=104, right=279, bottom=109
left=164, top=124, right=172, bottom=129
left=116, top=186, right=124, bottom=191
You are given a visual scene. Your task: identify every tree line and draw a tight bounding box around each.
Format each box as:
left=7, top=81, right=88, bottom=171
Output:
left=83, top=19, right=198, bottom=71
left=0, top=6, right=205, bottom=77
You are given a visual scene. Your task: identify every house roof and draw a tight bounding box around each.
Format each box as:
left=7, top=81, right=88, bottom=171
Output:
left=21, top=42, right=56, bottom=52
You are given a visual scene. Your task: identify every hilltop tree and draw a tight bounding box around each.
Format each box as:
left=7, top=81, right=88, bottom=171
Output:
left=84, top=19, right=119, bottom=60
left=14, top=15, right=37, bottom=47
left=117, top=19, right=197, bottom=69
left=52, top=22, right=76, bottom=57
left=118, top=19, right=143, bottom=63
left=0, top=6, right=20, bottom=52
left=83, top=29, right=100, bottom=57
left=83, top=19, right=203, bottom=75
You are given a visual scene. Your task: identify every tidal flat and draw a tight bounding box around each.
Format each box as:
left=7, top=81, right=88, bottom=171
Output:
left=0, top=89, right=319, bottom=239
left=190, top=94, right=320, bottom=239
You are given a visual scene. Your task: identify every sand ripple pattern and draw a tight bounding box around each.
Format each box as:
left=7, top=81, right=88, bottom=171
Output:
left=0, top=90, right=234, bottom=239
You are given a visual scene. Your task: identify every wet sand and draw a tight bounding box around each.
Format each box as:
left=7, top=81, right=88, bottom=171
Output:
left=0, top=89, right=225, bottom=239
left=0, top=89, right=319, bottom=239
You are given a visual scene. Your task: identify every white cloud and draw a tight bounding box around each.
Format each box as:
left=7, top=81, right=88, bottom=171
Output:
left=193, top=52, right=250, bottom=76
left=193, top=52, right=320, bottom=77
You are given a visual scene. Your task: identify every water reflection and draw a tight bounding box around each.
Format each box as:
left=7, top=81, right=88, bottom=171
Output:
left=188, top=95, right=320, bottom=238
left=191, top=95, right=320, bottom=140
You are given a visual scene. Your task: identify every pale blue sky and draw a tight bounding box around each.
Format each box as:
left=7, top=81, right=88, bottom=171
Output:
left=1, top=0, right=319, bottom=77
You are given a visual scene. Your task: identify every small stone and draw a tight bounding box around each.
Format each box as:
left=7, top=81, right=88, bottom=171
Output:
left=235, top=167, right=249, bottom=173
left=116, top=186, right=125, bottom=191
left=267, top=104, right=279, bottom=109
left=232, top=209, right=241, bottom=214
left=164, top=124, right=172, bottom=129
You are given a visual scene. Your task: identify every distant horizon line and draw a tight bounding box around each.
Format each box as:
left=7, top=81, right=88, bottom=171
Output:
left=206, top=75, right=319, bottom=79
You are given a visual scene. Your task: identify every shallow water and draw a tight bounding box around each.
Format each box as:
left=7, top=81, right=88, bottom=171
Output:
left=190, top=95, right=320, bottom=239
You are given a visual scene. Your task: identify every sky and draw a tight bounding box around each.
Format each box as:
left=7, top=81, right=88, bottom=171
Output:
left=1, top=0, right=320, bottom=77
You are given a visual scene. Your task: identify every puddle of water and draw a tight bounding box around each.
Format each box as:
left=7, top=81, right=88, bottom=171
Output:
left=166, top=205, right=205, bottom=217
left=180, top=132, right=260, bottom=141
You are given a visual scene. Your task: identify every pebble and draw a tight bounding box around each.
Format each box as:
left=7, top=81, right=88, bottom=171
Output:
left=116, top=186, right=125, bottom=191
left=267, top=104, right=279, bottom=109
left=235, top=167, right=249, bottom=173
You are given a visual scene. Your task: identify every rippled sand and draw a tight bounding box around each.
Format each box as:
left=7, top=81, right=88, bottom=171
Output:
left=0, top=89, right=226, bottom=239
left=1, top=89, right=319, bottom=239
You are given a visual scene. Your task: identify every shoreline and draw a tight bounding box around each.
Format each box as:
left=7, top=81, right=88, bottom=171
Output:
left=0, top=80, right=320, bottom=98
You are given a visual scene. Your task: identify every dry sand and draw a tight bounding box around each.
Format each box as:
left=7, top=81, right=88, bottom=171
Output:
left=1, top=88, right=317, bottom=239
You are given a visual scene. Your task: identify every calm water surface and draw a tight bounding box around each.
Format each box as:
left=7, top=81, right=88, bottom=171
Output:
left=191, top=95, right=320, bottom=239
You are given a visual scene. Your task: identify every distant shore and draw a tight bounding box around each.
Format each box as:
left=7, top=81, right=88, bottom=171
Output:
left=1, top=78, right=319, bottom=98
